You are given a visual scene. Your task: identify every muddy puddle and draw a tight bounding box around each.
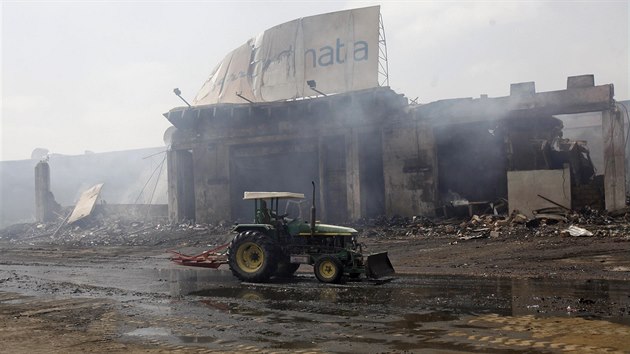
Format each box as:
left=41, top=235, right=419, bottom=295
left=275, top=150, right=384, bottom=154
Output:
left=178, top=273, right=630, bottom=323
left=3, top=255, right=629, bottom=352
left=131, top=270, right=630, bottom=353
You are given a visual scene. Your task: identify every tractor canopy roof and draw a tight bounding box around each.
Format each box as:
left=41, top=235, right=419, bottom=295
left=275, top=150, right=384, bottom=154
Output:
left=243, top=192, right=305, bottom=200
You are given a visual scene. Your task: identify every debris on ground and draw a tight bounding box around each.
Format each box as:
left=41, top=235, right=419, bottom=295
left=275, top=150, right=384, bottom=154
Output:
left=0, top=209, right=231, bottom=247
left=351, top=206, right=630, bottom=242
left=2, top=204, right=630, bottom=247
left=562, top=225, right=594, bottom=237
left=67, top=183, right=104, bottom=224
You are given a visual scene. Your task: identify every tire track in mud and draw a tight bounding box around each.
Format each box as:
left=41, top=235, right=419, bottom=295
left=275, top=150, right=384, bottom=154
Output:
left=0, top=291, right=270, bottom=353
left=445, top=314, right=630, bottom=353
left=0, top=292, right=121, bottom=353
left=2, top=243, right=630, bottom=353
left=119, top=304, right=327, bottom=353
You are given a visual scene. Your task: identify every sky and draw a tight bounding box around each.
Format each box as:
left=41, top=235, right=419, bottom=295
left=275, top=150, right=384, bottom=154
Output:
left=1, top=1, right=628, bottom=161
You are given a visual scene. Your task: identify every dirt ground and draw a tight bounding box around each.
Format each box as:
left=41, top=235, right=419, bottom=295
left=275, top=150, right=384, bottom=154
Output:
left=0, top=213, right=629, bottom=353
left=371, top=230, right=630, bottom=281
left=3, top=208, right=630, bottom=281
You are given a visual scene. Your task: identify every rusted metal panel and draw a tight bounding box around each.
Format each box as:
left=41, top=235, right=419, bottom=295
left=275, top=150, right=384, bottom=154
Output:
left=67, top=183, right=104, bottom=224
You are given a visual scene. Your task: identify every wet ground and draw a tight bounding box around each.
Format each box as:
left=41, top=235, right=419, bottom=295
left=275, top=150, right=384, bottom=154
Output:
left=0, top=245, right=629, bottom=353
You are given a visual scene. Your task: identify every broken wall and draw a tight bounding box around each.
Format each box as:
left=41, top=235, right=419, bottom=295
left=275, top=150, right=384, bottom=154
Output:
left=556, top=112, right=604, bottom=173
left=507, top=166, right=571, bottom=218
left=0, top=147, right=167, bottom=228
left=409, top=74, right=620, bottom=213
left=163, top=75, right=621, bottom=222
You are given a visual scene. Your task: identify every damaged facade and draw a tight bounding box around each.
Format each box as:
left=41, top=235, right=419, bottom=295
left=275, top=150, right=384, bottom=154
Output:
left=163, top=74, right=625, bottom=223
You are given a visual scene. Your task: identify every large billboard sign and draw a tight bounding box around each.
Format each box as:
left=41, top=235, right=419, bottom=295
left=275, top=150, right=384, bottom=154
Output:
left=193, top=6, right=380, bottom=105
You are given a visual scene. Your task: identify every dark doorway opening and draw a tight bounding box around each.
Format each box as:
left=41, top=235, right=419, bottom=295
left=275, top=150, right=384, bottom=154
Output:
left=435, top=122, right=506, bottom=204
left=172, top=149, right=196, bottom=221
left=229, top=141, right=319, bottom=222
left=359, top=130, right=385, bottom=218
left=320, top=135, right=348, bottom=223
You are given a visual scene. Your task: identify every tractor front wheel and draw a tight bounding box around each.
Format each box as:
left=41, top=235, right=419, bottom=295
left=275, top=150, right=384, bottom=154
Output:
left=228, top=231, right=279, bottom=283
left=314, top=256, right=343, bottom=283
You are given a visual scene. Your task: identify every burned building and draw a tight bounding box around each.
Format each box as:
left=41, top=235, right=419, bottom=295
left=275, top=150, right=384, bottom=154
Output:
left=164, top=87, right=408, bottom=223
left=413, top=75, right=623, bottom=218
left=163, top=74, right=625, bottom=224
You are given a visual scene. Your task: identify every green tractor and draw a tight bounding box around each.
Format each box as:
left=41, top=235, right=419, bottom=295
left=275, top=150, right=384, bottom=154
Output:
left=226, top=182, right=394, bottom=283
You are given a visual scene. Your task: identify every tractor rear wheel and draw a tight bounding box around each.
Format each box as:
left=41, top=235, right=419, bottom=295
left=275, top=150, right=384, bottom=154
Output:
left=228, top=230, right=279, bottom=283
left=314, top=256, right=343, bottom=283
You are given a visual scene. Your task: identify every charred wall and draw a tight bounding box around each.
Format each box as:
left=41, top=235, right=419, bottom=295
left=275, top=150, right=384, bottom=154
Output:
left=319, top=135, right=347, bottom=223
left=229, top=140, right=319, bottom=222
left=165, top=87, right=410, bottom=223
left=409, top=75, right=621, bottom=214
left=163, top=75, right=622, bottom=223
left=382, top=120, right=438, bottom=217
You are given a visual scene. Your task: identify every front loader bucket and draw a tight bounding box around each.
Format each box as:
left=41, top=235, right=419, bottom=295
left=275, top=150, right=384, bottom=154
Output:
left=365, top=252, right=395, bottom=278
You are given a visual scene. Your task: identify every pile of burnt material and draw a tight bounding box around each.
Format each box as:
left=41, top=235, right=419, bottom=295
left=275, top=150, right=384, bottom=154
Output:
left=0, top=211, right=232, bottom=247
left=353, top=207, right=630, bottom=241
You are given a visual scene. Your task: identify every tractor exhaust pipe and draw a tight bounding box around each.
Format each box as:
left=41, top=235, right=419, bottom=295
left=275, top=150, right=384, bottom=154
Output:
left=310, top=181, right=316, bottom=237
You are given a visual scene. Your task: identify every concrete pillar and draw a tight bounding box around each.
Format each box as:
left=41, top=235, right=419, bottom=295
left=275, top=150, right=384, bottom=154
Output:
left=166, top=149, right=195, bottom=222
left=602, top=109, right=626, bottom=211
left=34, top=161, right=54, bottom=222
left=166, top=150, right=180, bottom=222
left=166, top=150, right=178, bottom=222
left=345, top=130, right=361, bottom=220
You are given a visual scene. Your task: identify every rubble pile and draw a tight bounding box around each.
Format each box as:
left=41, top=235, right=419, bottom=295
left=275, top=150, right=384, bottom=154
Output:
left=354, top=206, right=630, bottom=241
left=3, top=205, right=630, bottom=248
left=0, top=215, right=232, bottom=247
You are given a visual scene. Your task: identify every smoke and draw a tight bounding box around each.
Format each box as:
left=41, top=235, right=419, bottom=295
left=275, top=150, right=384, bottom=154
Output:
left=0, top=147, right=168, bottom=228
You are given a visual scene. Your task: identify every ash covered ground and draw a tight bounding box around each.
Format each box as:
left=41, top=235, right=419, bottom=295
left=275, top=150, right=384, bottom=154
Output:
left=2, top=207, right=630, bottom=280
left=1, top=209, right=630, bottom=353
